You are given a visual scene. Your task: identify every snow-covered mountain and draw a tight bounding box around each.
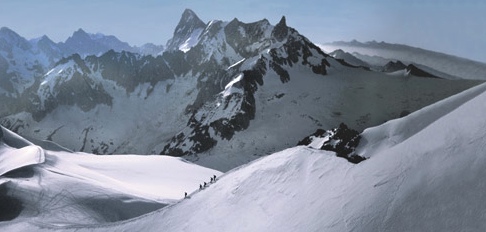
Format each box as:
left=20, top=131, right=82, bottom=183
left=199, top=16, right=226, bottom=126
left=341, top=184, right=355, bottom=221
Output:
left=1, top=10, right=482, bottom=171
left=62, top=28, right=133, bottom=57
left=4, top=81, right=486, bottom=231
left=0, top=26, right=163, bottom=97
left=0, top=27, right=56, bottom=96
left=320, top=40, right=486, bottom=80
left=61, top=28, right=164, bottom=57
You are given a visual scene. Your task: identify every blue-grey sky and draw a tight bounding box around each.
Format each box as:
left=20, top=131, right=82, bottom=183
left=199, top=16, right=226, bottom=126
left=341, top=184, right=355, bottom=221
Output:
left=1, top=0, right=485, bottom=62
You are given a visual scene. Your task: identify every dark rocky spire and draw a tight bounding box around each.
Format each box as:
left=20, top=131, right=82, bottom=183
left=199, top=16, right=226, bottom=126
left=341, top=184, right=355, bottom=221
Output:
left=166, top=9, right=206, bottom=51
left=272, top=16, right=288, bottom=42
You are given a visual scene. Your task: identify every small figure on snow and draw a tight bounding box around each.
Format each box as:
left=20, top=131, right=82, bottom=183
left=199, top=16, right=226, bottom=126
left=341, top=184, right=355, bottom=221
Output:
left=213, top=175, right=217, bottom=181
left=185, top=192, right=187, bottom=198
left=210, top=177, right=214, bottom=183
left=199, top=184, right=202, bottom=190
left=204, top=182, right=207, bottom=187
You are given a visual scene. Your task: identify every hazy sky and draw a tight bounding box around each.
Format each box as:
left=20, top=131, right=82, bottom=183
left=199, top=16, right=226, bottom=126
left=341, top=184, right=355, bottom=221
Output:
left=1, top=0, right=485, bottom=62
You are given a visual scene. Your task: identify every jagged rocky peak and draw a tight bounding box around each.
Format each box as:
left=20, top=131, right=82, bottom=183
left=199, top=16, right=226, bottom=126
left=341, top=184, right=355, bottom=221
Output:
left=66, top=28, right=91, bottom=42
left=0, top=27, right=21, bottom=40
left=0, top=27, right=31, bottom=51
left=166, top=9, right=206, bottom=51
left=272, top=16, right=288, bottom=41
left=159, top=13, right=333, bottom=157
left=180, top=8, right=205, bottom=26
left=35, top=35, right=53, bottom=44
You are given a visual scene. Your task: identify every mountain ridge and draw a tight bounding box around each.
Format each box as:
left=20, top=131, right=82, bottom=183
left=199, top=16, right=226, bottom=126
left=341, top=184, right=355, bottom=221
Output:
left=0, top=10, right=483, bottom=171
left=320, top=40, right=486, bottom=80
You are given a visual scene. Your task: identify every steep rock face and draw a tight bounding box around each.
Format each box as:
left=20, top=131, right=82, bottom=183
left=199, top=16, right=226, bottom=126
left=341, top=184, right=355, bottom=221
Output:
left=159, top=12, right=331, bottom=157
left=0, top=27, right=49, bottom=96
left=165, top=9, right=206, bottom=52
left=272, top=16, right=288, bottom=42
left=32, top=35, right=64, bottom=65
left=35, top=54, right=113, bottom=120
left=0, top=27, right=31, bottom=52
left=89, top=50, right=173, bottom=93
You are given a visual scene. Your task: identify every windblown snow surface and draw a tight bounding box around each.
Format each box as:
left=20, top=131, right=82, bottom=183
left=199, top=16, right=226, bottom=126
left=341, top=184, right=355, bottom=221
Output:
left=4, top=82, right=486, bottom=231
left=0, top=126, right=221, bottom=229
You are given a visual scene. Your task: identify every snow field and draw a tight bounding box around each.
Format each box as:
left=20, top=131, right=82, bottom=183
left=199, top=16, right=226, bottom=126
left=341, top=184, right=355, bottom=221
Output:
left=56, top=81, right=486, bottom=231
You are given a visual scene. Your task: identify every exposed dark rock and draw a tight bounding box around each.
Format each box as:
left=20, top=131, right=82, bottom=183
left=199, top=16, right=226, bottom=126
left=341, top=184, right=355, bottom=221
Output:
left=298, top=123, right=365, bottom=164
left=399, top=110, right=411, bottom=118
left=406, top=64, right=440, bottom=78
left=95, top=50, right=174, bottom=93
left=334, top=58, right=371, bottom=71
left=160, top=118, right=217, bottom=156
left=270, top=61, right=290, bottom=83
left=190, top=124, right=217, bottom=153
left=161, top=132, right=186, bottom=156
left=382, top=60, right=407, bottom=72
left=224, top=18, right=272, bottom=58
left=272, top=16, right=288, bottom=42
left=166, top=9, right=206, bottom=51
left=46, top=125, right=64, bottom=141
left=162, top=50, right=191, bottom=77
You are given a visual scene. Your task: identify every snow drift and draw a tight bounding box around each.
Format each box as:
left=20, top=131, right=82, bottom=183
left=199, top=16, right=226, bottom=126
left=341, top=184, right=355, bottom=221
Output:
left=0, top=127, right=45, bottom=176
left=0, top=126, right=221, bottom=229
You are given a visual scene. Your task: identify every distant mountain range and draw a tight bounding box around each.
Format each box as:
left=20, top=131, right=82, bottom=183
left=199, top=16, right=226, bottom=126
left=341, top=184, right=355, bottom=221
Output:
left=320, top=40, right=486, bottom=80
left=0, top=9, right=483, bottom=171
left=0, top=26, right=163, bottom=96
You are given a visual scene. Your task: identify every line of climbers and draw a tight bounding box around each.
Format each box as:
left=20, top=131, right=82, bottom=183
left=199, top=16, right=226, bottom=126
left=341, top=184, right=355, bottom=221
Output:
left=185, top=174, right=217, bottom=199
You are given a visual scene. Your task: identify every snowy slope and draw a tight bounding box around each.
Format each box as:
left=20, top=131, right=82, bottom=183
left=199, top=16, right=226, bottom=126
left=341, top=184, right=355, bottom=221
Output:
left=10, top=82, right=486, bottom=231
left=0, top=126, right=221, bottom=228
left=320, top=40, right=486, bottom=80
